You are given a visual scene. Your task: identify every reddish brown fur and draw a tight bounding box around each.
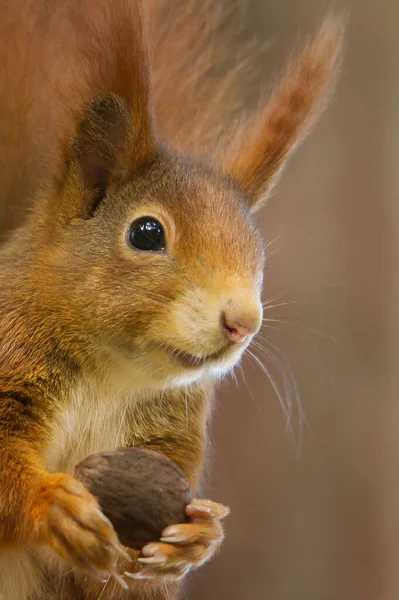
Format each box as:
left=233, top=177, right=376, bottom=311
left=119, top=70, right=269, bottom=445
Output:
left=0, top=1, right=343, bottom=599
left=223, top=16, right=345, bottom=208
left=147, top=0, right=256, bottom=156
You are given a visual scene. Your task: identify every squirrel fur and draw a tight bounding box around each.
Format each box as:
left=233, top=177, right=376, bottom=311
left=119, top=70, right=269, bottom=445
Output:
left=0, top=1, right=343, bottom=598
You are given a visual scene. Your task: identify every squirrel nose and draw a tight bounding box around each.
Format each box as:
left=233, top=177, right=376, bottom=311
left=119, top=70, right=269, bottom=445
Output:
left=222, top=309, right=261, bottom=344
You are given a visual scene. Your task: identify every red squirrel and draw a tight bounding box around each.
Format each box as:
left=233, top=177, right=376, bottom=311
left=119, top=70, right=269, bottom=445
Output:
left=0, top=1, right=343, bottom=598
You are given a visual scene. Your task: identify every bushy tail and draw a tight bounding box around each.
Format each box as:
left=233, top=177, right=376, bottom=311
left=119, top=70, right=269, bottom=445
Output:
left=0, top=1, right=56, bottom=233
left=0, top=1, right=343, bottom=232
left=147, top=0, right=257, bottom=156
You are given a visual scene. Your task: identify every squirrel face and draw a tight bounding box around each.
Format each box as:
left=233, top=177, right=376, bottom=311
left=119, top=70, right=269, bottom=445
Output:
left=30, top=0, right=344, bottom=390
left=45, top=149, right=264, bottom=388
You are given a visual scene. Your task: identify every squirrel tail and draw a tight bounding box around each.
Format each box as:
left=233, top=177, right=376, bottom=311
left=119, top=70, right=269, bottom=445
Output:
left=0, top=1, right=344, bottom=231
left=147, top=0, right=256, bottom=155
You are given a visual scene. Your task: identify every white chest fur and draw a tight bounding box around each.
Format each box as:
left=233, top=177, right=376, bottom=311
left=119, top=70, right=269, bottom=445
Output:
left=0, top=550, right=43, bottom=600
left=45, top=377, right=139, bottom=474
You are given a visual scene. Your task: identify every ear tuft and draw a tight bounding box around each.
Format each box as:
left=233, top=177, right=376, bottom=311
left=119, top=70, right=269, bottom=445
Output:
left=223, top=14, right=346, bottom=211
left=50, top=0, right=156, bottom=221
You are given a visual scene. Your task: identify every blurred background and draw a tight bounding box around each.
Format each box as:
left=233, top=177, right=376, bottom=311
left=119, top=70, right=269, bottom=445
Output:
left=0, top=0, right=397, bottom=598
left=188, top=1, right=398, bottom=599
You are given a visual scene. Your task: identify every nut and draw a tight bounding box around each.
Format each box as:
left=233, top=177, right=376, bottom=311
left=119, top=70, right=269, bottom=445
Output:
left=74, top=447, right=192, bottom=550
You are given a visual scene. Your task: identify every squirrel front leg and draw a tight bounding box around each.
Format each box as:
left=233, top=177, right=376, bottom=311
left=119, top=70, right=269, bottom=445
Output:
left=123, top=386, right=229, bottom=584
left=0, top=388, right=124, bottom=580
left=82, top=386, right=228, bottom=598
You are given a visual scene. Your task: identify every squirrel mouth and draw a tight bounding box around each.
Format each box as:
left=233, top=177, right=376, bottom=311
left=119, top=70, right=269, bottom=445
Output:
left=165, top=346, right=226, bottom=369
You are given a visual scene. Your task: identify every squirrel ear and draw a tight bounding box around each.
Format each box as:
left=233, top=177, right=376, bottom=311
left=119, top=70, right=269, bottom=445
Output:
left=64, top=94, right=154, bottom=218
left=222, top=17, right=344, bottom=212
left=73, top=95, right=130, bottom=192
left=56, top=0, right=155, bottom=219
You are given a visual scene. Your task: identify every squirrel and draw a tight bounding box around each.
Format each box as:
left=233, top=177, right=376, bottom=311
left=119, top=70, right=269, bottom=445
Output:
left=0, top=0, right=343, bottom=599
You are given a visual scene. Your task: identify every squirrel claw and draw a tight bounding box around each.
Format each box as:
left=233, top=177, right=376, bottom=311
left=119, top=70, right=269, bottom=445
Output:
left=110, top=569, right=129, bottom=590
left=138, top=555, right=167, bottom=565
left=132, top=498, right=229, bottom=581
left=125, top=568, right=156, bottom=581
left=110, top=541, right=131, bottom=562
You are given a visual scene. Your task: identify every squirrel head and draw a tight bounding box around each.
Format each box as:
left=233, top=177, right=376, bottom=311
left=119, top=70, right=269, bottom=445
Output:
left=33, top=94, right=264, bottom=388
left=25, top=8, right=343, bottom=389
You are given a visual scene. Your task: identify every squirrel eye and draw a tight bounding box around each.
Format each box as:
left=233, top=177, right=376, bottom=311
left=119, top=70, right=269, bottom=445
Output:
left=127, top=217, right=166, bottom=252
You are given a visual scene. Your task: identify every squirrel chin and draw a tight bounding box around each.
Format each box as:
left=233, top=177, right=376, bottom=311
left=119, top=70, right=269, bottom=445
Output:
left=163, top=344, right=246, bottom=387
left=118, top=340, right=247, bottom=389
left=163, top=343, right=235, bottom=369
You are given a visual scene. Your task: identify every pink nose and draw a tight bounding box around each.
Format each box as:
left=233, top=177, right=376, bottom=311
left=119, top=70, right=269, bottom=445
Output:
left=222, top=310, right=260, bottom=344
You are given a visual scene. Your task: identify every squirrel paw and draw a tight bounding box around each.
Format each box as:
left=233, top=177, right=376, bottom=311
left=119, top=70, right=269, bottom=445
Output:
left=34, top=473, right=127, bottom=580
left=125, top=499, right=230, bottom=582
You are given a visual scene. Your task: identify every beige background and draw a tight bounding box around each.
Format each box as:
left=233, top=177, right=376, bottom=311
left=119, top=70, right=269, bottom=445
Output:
left=0, top=0, right=396, bottom=598
left=190, top=1, right=398, bottom=599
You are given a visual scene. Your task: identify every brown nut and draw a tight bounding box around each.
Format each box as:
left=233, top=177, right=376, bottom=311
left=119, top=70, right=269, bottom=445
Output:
left=74, top=447, right=192, bottom=551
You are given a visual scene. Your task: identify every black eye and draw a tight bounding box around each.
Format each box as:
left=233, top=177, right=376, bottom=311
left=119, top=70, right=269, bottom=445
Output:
left=127, top=217, right=166, bottom=252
